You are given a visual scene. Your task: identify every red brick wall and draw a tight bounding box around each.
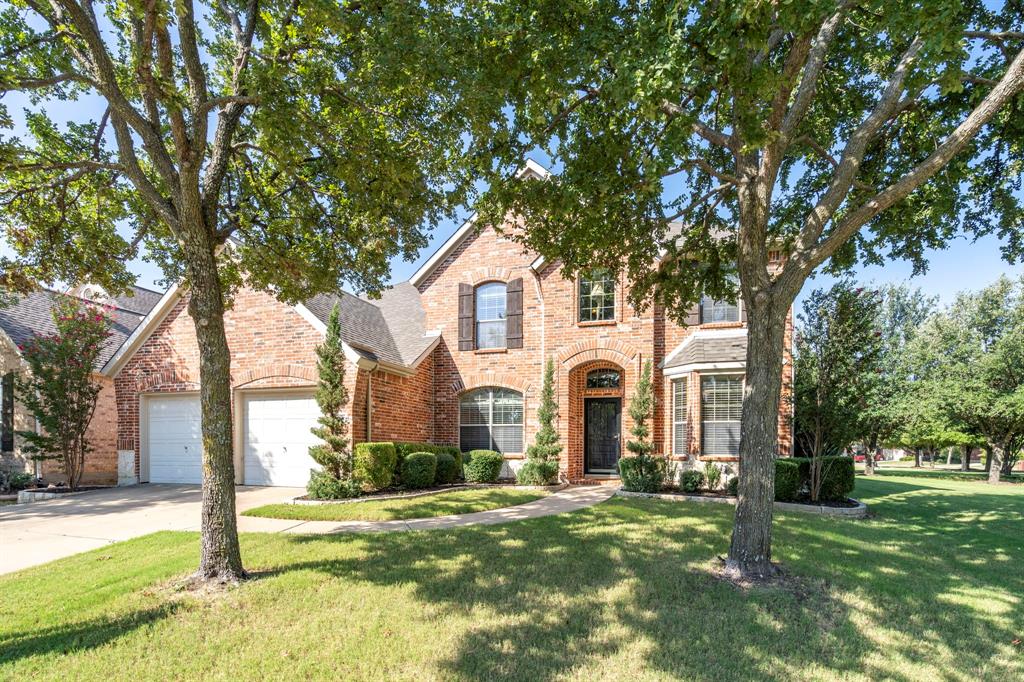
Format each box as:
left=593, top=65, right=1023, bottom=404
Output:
left=113, top=287, right=323, bottom=479
left=349, top=355, right=435, bottom=444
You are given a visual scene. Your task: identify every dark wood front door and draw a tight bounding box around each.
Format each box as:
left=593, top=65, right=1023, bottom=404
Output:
left=585, top=397, right=621, bottom=474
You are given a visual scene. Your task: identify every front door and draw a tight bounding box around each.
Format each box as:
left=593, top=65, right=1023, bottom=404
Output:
left=585, top=397, right=621, bottom=474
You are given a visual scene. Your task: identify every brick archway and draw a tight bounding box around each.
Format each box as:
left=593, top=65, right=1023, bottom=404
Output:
left=557, top=339, right=639, bottom=369
left=468, top=266, right=514, bottom=285
left=233, top=363, right=317, bottom=388
left=451, top=371, right=534, bottom=397
left=563, top=359, right=630, bottom=481
left=134, top=369, right=198, bottom=393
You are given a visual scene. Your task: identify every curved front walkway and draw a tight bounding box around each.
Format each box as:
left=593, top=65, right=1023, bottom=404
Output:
left=237, top=485, right=617, bottom=535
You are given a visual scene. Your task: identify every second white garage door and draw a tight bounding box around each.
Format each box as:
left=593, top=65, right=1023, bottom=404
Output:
left=243, top=393, right=322, bottom=487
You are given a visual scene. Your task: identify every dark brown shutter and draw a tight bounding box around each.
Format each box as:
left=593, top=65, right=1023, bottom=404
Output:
left=685, top=303, right=701, bottom=326
left=458, top=283, right=475, bottom=351
left=1, top=372, right=13, bottom=452
left=506, top=278, right=524, bottom=349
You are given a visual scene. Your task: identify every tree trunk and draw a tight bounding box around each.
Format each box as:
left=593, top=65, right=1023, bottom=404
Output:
left=727, top=293, right=788, bottom=579
left=961, top=445, right=971, bottom=472
left=988, top=445, right=1003, bottom=485
left=864, top=436, right=877, bottom=476
left=945, top=448, right=952, bottom=466
left=184, top=237, right=245, bottom=582
left=984, top=448, right=992, bottom=472
left=914, top=448, right=922, bottom=468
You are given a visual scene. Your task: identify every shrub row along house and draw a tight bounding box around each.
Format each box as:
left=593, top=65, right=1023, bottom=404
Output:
left=1, top=163, right=793, bottom=487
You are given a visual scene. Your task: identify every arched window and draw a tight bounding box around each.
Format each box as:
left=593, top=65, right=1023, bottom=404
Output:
left=459, top=387, right=523, bottom=453
left=475, top=282, right=507, bottom=349
left=586, top=369, right=620, bottom=389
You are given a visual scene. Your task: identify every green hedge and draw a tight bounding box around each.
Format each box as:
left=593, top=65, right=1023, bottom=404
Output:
left=434, top=452, right=459, bottom=484
left=394, top=442, right=462, bottom=482
left=679, top=469, right=705, bottom=493
left=774, top=459, right=802, bottom=502
left=464, top=450, right=504, bottom=483
left=354, top=442, right=397, bottom=491
left=516, top=459, right=559, bottom=486
left=402, top=452, right=437, bottom=489
left=774, top=456, right=855, bottom=502
left=620, top=455, right=667, bottom=493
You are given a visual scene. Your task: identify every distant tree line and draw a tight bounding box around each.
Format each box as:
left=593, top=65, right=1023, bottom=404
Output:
left=794, top=276, right=1024, bottom=484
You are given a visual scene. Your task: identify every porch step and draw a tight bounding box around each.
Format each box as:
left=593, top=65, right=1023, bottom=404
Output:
left=576, top=477, right=621, bottom=487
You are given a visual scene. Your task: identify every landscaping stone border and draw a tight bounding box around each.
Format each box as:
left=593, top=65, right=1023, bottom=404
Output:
left=16, top=486, right=115, bottom=504
left=291, top=482, right=566, bottom=505
left=615, top=489, right=869, bottom=519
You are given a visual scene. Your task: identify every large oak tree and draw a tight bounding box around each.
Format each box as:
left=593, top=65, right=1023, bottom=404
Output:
left=465, top=1, right=1024, bottom=577
left=0, top=0, right=473, bottom=582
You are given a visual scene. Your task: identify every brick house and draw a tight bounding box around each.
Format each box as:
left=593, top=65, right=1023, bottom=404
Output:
left=0, top=285, right=161, bottom=484
left=102, top=162, right=793, bottom=486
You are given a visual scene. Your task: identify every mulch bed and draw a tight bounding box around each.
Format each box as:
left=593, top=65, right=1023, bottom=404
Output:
left=651, top=488, right=860, bottom=508
left=19, top=485, right=113, bottom=495
left=293, top=481, right=536, bottom=504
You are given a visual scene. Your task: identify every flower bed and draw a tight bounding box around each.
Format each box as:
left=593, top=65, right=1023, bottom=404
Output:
left=615, top=488, right=869, bottom=518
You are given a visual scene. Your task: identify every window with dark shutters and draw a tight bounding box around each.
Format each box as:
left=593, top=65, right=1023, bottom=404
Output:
left=458, top=283, right=475, bottom=350
left=1, top=372, right=14, bottom=452
left=506, top=278, right=523, bottom=349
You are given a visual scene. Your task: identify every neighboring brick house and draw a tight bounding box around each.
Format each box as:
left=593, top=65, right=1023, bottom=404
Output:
left=103, top=161, right=792, bottom=487
left=0, top=285, right=161, bottom=484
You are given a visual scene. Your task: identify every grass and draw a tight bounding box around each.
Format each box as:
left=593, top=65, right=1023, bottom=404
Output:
left=859, top=464, right=1023, bottom=484
left=242, top=487, right=548, bottom=521
left=1, top=474, right=1022, bottom=681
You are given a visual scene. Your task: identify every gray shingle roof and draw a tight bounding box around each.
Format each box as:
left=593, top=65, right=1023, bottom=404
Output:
left=110, top=286, right=163, bottom=316
left=303, top=283, right=436, bottom=367
left=663, top=333, right=747, bottom=369
left=0, top=289, right=151, bottom=369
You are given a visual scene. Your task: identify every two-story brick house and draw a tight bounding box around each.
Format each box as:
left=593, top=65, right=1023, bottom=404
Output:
left=104, top=162, right=792, bottom=486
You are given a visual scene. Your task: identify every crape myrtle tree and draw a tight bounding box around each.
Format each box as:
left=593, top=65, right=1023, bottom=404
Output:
left=466, top=1, right=1024, bottom=578
left=0, top=0, right=475, bottom=582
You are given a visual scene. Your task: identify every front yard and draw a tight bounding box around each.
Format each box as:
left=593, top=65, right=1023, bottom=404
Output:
left=242, top=487, right=548, bottom=522
left=1, top=473, right=1021, bottom=680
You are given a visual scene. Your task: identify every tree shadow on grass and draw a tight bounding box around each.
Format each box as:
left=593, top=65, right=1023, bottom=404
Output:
left=276, top=500, right=863, bottom=681
left=0, top=603, right=182, bottom=666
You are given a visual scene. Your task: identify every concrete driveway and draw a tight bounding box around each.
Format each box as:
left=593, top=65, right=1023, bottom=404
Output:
left=0, top=484, right=301, bottom=575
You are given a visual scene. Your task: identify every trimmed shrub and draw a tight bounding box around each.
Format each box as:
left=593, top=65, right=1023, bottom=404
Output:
left=679, top=469, right=705, bottom=493
left=394, top=442, right=462, bottom=482
left=354, top=442, right=397, bottom=491
left=813, top=455, right=856, bottom=501
left=434, top=452, right=459, bottom=484
left=726, top=476, right=738, bottom=497
left=307, top=470, right=361, bottom=500
left=704, top=462, right=722, bottom=491
left=464, top=450, right=503, bottom=483
left=402, top=452, right=437, bottom=489
left=619, top=455, right=666, bottom=493
left=517, top=459, right=559, bottom=486
left=774, top=458, right=802, bottom=502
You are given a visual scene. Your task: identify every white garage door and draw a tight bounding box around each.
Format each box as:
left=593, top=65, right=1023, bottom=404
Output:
left=147, top=395, right=203, bottom=484
left=244, top=393, right=322, bottom=486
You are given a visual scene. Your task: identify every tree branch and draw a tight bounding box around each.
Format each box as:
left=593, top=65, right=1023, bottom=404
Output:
left=807, top=46, right=1024, bottom=270
left=662, top=158, right=739, bottom=185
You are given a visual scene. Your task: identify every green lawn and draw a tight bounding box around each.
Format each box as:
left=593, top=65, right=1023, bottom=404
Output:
left=2, top=475, right=1022, bottom=680
left=859, top=464, right=1023, bottom=483
left=243, top=488, right=548, bottom=521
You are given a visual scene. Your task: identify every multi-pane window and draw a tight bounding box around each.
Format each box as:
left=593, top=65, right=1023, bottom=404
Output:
left=586, top=369, right=620, bottom=389
left=459, top=387, right=524, bottom=453
left=701, top=375, right=743, bottom=456
left=475, top=282, right=507, bottom=349
left=579, top=269, right=616, bottom=322
left=701, top=295, right=740, bottom=323
left=673, top=379, right=688, bottom=455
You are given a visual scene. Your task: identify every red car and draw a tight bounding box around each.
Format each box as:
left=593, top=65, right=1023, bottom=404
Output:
left=853, top=452, right=884, bottom=463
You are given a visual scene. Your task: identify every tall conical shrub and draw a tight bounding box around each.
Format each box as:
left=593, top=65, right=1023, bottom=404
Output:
left=519, top=358, right=562, bottom=485
left=307, top=303, right=355, bottom=497
left=627, top=359, right=655, bottom=457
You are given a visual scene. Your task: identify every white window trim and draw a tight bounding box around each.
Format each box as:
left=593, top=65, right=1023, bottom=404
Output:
left=700, top=373, right=745, bottom=457
left=577, top=270, right=617, bottom=323
left=672, top=377, right=689, bottom=456
left=475, top=282, right=508, bottom=350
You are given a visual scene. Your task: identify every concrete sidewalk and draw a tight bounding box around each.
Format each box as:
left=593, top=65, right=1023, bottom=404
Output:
left=237, top=485, right=617, bottom=534
left=1, top=484, right=615, bottom=575
left=0, top=484, right=300, bottom=575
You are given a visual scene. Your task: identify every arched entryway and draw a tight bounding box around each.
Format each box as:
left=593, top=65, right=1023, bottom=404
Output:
left=567, top=360, right=626, bottom=479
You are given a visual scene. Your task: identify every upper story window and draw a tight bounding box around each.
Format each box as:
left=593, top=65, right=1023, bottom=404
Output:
left=475, top=282, right=507, bottom=349
left=700, top=296, right=740, bottom=324
left=579, top=269, right=616, bottom=323
left=586, top=369, right=620, bottom=389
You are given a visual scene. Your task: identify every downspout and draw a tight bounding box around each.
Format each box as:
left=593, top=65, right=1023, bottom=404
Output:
left=365, top=362, right=378, bottom=441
